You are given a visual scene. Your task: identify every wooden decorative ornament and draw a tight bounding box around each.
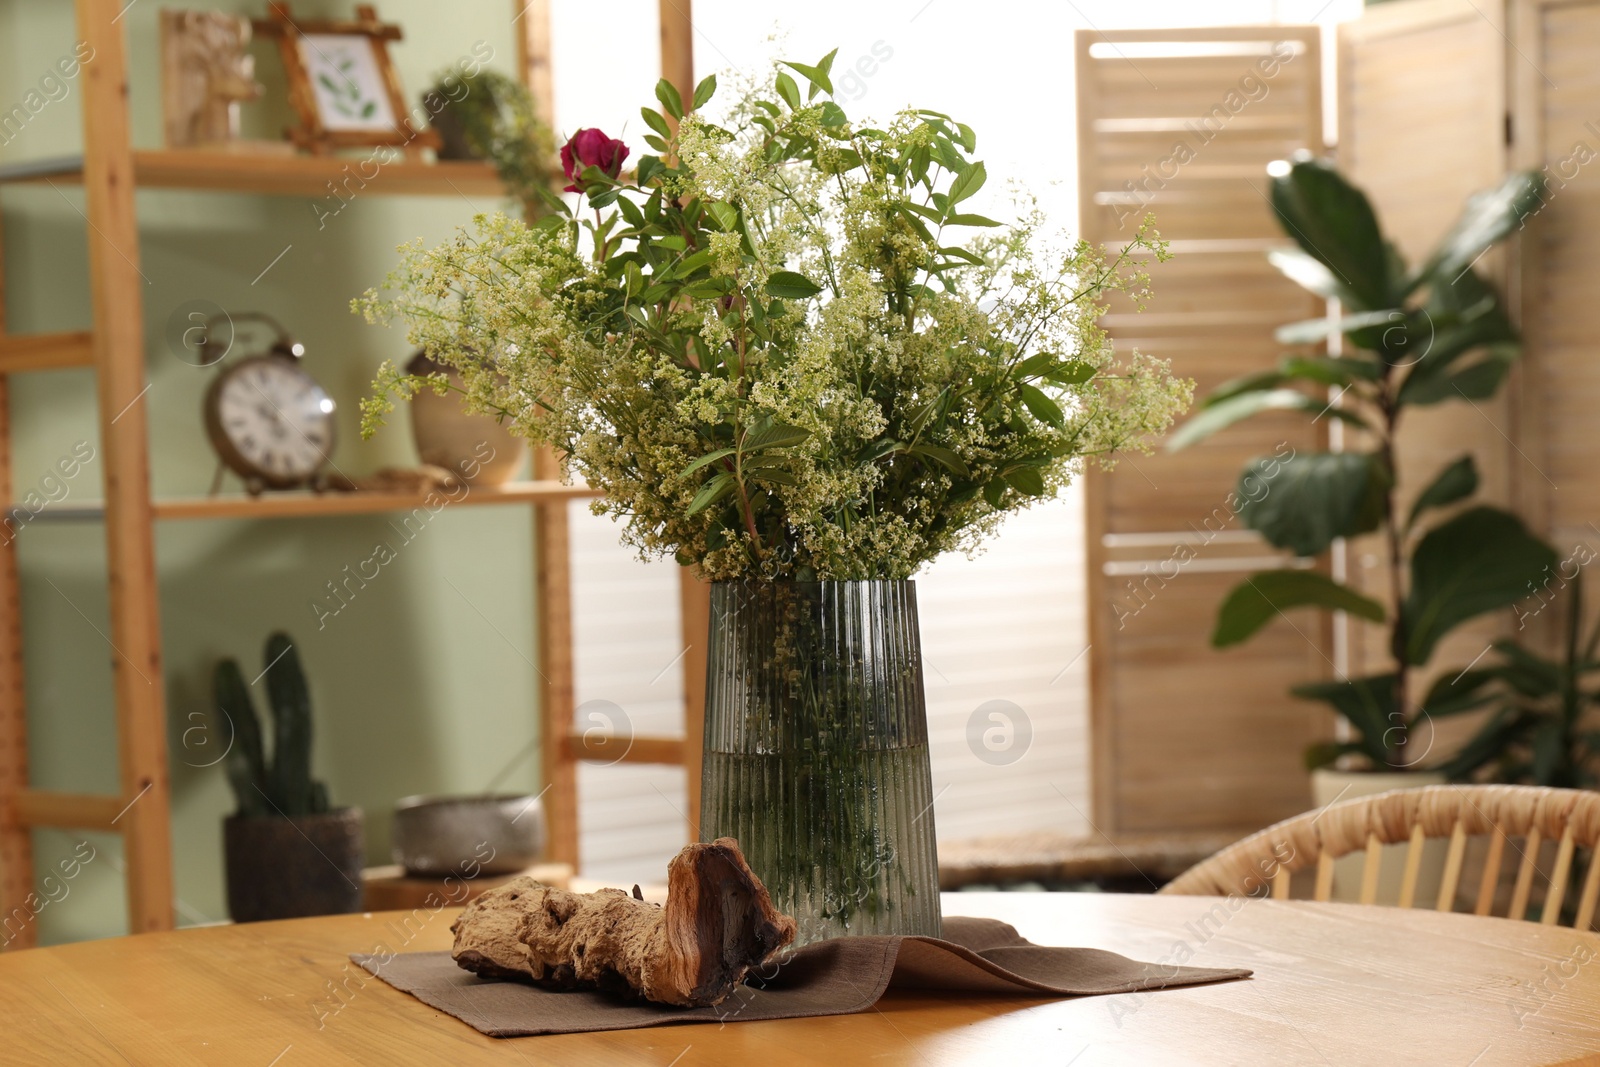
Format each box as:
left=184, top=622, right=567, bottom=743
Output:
left=451, top=838, right=798, bottom=1007
left=159, top=10, right=264, bottom=148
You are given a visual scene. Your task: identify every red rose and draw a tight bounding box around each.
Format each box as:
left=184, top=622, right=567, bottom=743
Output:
left=560, top=128, right=629, bottom=193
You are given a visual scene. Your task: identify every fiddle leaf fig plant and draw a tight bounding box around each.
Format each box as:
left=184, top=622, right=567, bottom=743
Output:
left=1169, top=154, right=1554, bottom=772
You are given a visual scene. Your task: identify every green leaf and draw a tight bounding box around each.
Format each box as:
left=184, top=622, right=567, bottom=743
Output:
left=743, top=422, right=811, bottom=451
left=1267, top=247, right=1347, bottom=300
left=937, top=245, right=986, bottom=266
left=946, top=212, right=1001, bottom=227
left=681, top=447, right=735, bottom=478
left=955, top=122, right=977, bottom=153
left=1407, top=171, right=1546, bottom=294
left=1015, top=352, right=1056, bottom=377
left=1393, top=272, right=1518, bottom=406
left=947, top=162, right=987, bottom=207
left=615, top=195, right=646, bottom=228
left=748, top=467, right=799, bottom=487
left=686, top=470, right=735, bottom=516
left=1492, top=639, right=1563, bottom=698
left=1276, top=309, right=1403, bottom=346
left=1269, top=156, right=1393, bottom=309
left=983, top=478, right=1006, bottom=508
left=1002, top=465, right=1046, bottom=496
left=765, top=270, right=823, bottom=300
left=655, top=78, right=684, bottom=119
left=906, top=442, right=971, bottom=478
left=1166, top=388, right=1365, bottom=451
left=1396, top=345, right=1515, bottom=406
left=774, top=71, right=802, bottom=110
left=1291, top=673, right=1398, bottom=766
left=1282, top=355, right=1382, bottom=386
left=856, top=438, right=902, bottom=464
left=640, top=106, right=672, bottom=139
left=1237, top=451, right=1390, bottom=557
left=692, top=73, right=717, bottom=110
left=1213, top=570, right=1385, bottom=648
left=706, top=201, right=738, bottom=231
left=1043, top=360, right=1096, bottom=385
left=819, top=101, right=849, bottom=128
left=1018, top=383, right=1064, bottom=427
left=1435, top=708, right=1526, bottom=780
left=782, top=54, right=835, bottom=98
left=1404, top=506, right=1559, bottom=664
left=1206, top=356, right=1380, bottom=407
left=1407, top=456, right=1479, bottom=530
left=1419, top=668, right=1499, bottom=718
left=1202, top=369, right=1292, bottom=407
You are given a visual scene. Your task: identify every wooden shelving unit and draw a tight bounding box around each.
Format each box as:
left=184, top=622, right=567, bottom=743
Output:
left=0, top=0, right=706, bottom=946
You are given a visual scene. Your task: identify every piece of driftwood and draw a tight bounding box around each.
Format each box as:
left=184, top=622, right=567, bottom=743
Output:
left=323, top=465, right=461, bottom=494
left=451, top=838, right=796, bottom=1007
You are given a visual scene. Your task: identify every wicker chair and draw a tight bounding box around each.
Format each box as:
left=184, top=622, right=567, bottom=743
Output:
left=1161, top=785, right=1600, bottom=930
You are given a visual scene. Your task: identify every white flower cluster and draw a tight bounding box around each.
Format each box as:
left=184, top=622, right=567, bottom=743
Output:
left=359, top=69, right=1191, bottom=580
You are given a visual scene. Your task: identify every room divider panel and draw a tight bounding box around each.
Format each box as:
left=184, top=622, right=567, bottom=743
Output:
left=1076, top=26, right=1331, bottom=834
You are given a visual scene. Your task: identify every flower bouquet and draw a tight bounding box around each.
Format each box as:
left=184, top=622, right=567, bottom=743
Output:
left=359, top=52, right=1189, bottom=942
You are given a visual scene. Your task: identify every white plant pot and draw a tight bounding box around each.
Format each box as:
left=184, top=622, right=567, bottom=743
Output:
left=408, top=373, right=527, bottom=486
left=1310, top=766, right=1447, bottom=905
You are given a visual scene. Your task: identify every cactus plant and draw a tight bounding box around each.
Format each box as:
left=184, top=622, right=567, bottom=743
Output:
left=215, top=632, right=331, bottom=818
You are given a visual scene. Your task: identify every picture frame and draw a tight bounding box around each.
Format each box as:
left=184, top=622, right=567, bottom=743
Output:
left=253, top=2, right=438, bottom=155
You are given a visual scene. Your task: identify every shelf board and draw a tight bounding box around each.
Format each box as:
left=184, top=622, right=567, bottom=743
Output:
left=155, top=480, right=599, bottom=520
left=0, top=149, right=505, bottom=199
left=16, top=480, right=599, bottom=523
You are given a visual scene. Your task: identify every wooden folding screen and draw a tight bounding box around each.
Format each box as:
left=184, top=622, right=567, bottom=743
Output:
left=1076, top=27, right=1330, bottom=834
left=1511, top=0, right=1600, bottom=557
left=1337, top=0, right=1515, bottom=685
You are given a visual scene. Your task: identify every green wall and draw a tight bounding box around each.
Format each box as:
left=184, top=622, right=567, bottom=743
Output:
left=1, top=0, right=544, bottom=943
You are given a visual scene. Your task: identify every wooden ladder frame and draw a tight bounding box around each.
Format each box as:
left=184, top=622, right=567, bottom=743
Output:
left=0, top=0, right=173, bottom=947
left=523, top=0, right=709, bottom=869
left=0, top=0, right=707, bottom=949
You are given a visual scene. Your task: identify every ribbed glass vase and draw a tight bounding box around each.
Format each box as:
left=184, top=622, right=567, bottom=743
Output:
left=700, top=579, right=941, bottom=947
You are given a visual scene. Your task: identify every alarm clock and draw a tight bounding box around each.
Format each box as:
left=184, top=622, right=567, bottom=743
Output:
left=200, top=313, right=336, bottom=493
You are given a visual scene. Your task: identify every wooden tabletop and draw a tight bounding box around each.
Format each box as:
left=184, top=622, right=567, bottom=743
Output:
left=3, top=893, right=1599, bottom=1066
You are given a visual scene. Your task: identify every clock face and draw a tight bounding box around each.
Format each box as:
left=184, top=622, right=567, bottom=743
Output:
left=206, top=355, right=336, bottom=487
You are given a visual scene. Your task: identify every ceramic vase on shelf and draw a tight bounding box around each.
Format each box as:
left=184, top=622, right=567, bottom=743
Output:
left=405, top=351, right=527, bottom=486
left=699, top=579, right=942, bottom=947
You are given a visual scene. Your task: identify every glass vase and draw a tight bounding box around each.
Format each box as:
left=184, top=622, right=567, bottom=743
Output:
left=700, top=579, right=942, bottom=946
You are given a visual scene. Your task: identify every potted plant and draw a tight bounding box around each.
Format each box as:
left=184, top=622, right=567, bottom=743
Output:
left=1168, top=155, right=1552, bottom=805
left=217, top=632, right=363, bottom=922
left=1444, top=574, right=1600, bottom=787
left=421, top=67, right=559, bottom=219
left=358, top=53, right=1191, bottom=944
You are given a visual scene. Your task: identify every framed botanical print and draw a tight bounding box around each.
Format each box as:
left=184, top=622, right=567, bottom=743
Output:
left=254, top=2, right=438, bottom=154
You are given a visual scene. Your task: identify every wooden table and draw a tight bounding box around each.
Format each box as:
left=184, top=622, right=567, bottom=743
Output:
left=3, top=893, right=1598, bottom=1066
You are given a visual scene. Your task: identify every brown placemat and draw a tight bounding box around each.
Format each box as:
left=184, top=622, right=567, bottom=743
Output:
left=352, top=916, right=1250, bottom=1037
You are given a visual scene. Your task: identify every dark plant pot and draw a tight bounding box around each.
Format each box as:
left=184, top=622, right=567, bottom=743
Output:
left=430, top=105, right=478, bottom=161
left=223, top=808, right=364, bottom=923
